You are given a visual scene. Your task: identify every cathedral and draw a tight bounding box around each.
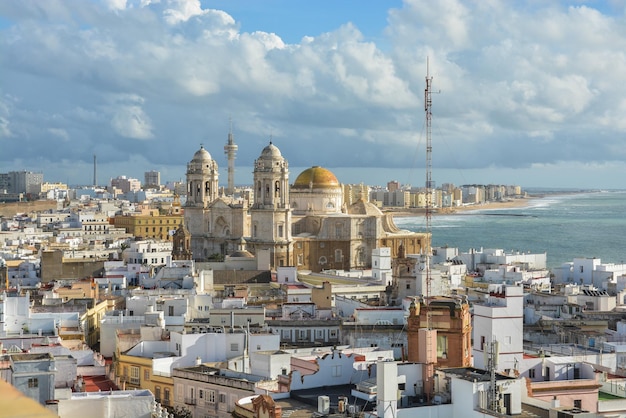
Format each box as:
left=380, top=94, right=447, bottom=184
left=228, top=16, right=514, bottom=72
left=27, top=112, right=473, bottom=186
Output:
left=183, top=140, right=429, bottom=272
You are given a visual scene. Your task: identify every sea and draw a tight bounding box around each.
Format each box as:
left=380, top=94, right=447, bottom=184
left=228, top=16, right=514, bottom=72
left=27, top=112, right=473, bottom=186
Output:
left=393, top=190, right=626, bottom=271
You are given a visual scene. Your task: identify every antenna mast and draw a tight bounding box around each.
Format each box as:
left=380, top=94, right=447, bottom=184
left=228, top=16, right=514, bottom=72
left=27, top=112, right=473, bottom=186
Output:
left=424, top=58, right=433, bottom=326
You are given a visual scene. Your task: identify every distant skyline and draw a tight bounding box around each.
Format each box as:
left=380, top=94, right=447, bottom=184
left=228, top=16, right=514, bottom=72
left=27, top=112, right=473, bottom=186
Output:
left=2, top=1, right=626, bottom=190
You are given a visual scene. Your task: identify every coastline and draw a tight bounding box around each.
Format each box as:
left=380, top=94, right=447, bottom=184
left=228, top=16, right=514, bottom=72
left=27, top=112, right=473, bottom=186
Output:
left=385, top=196, right=538, bottom=218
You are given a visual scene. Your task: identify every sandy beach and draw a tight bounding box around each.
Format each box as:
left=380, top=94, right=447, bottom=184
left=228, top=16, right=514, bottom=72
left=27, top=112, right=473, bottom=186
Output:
left=385, top=196, right=538, bottom=217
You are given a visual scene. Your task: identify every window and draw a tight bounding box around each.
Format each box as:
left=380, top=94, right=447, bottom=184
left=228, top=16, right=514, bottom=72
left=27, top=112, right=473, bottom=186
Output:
left=164, top=388, right=171, bottom=405
left=529, top=368, right=536, bottom=378
left=406, top=282, right=411, bottom=290
left=155, top=386, right=161, bottom=401
left=199, top=390, right=204, bottom=399
left=275, top=181, right=281, bottom=197
left=335, top=223, right=342, bottom=238
left=219, top=393, right=227, bottom=403
left=207, top=390, right=215, bottom=403
left=437, top=335, right=448, bottom=358
left=335, top=249, right=343, bottom=262
left=28, top=378, right=38, bottom=388
left=298, top=330, right=307, bottom=340
left=574, top=399, right=582, bottom=409
left=144, top=369, right=150, bottom=381
left=230, top=343, right=239, bottom=351
left=278, top=225, right=283, bottom=237
left=130, top=366, right=140, bottom=385
left=329, top=329, right=338, bottom=339
left=332, top=365, right=342, bottom=377
left=398, top=383, right=406, bottom=390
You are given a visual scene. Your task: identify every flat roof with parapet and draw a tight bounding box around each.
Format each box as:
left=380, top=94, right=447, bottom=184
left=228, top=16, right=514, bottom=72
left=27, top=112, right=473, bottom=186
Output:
left=439, top=367, right=518, bottom=382
left=10, top=352, right=53, bottom=362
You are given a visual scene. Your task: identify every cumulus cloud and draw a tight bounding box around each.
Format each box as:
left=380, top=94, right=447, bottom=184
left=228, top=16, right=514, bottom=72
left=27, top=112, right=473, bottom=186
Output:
left=109, top=95, right=154, bottom=140
left=1, top=0, right=626, bottom=188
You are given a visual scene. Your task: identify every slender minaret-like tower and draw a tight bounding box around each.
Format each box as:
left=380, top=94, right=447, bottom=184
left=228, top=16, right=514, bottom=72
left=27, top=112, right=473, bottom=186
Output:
left=93, top=154, right=97, bottom=187
left=223, top=118, right=238, bottom=196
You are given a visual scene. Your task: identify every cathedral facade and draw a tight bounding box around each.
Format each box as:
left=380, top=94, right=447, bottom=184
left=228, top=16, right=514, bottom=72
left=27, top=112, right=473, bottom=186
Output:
left=184, top=142, right=429, bottom=272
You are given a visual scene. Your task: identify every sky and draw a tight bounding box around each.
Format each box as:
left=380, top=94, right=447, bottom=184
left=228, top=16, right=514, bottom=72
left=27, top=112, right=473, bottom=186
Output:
left=1, top=0, right=626, bottom=190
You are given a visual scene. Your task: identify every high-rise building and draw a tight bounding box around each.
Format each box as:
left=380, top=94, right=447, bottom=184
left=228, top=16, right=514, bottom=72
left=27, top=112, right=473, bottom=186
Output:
left=110, top=176, right=141, bottom=193
left=144, top=170, right=161, bottom=189
left=0, top=171, right=43, bottom=195
left=387, top=180, right=400, bottom=192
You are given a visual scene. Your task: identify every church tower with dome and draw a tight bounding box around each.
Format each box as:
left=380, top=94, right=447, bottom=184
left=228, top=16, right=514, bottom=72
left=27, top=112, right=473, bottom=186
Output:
left=248, top=141, right=293, bottom=268
left=184, top=144, right=250, bottom=261
left=186, top=145, right=219, bottom=207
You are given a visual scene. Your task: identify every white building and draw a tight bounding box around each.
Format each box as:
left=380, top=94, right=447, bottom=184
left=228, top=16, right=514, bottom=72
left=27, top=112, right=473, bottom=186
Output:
left=456, top=247, right=547, bottom=273
left=371, top=248, right=392, bottom=282
left=122, top=331, right=279, bottom=380
left=57, top=389, right=156, bottom=418
left=553, top=257, right=626, bottom=289
left=122, top=239, right=173, bottom=267
left=472, top=284, right=524, bottom=374
left=482, top=264, right=550, bottom=290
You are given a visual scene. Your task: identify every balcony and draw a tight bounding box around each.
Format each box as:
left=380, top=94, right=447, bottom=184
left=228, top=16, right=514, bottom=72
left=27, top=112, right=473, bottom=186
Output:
left=184, top=397, right=197, bottom=405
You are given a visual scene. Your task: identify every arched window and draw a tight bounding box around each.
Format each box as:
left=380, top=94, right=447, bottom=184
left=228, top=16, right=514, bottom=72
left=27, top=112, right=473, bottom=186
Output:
left=205, top=181, right=210, bottom=194
left=275, top=181, right=280, bottom=197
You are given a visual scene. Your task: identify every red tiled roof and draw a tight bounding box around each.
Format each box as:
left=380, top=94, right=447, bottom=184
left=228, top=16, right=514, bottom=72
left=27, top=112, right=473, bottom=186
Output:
left=82, top=375, right=118, bottom=392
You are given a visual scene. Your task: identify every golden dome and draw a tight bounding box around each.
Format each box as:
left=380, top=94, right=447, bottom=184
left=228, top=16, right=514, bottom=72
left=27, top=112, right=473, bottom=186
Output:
left=292, top=166, right=340, bottom=189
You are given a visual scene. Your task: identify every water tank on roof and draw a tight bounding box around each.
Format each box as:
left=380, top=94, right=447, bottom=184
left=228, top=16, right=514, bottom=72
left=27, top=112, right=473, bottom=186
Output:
left=318, top=395, right=330, bottom=414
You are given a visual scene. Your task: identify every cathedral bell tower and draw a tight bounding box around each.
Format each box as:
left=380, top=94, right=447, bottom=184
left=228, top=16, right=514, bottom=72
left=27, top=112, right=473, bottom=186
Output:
left=184, top=144, right=219, bottom=261
left=249, top=141, right=292, bottom=269
left=186, top=145, right=219, bottom=208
